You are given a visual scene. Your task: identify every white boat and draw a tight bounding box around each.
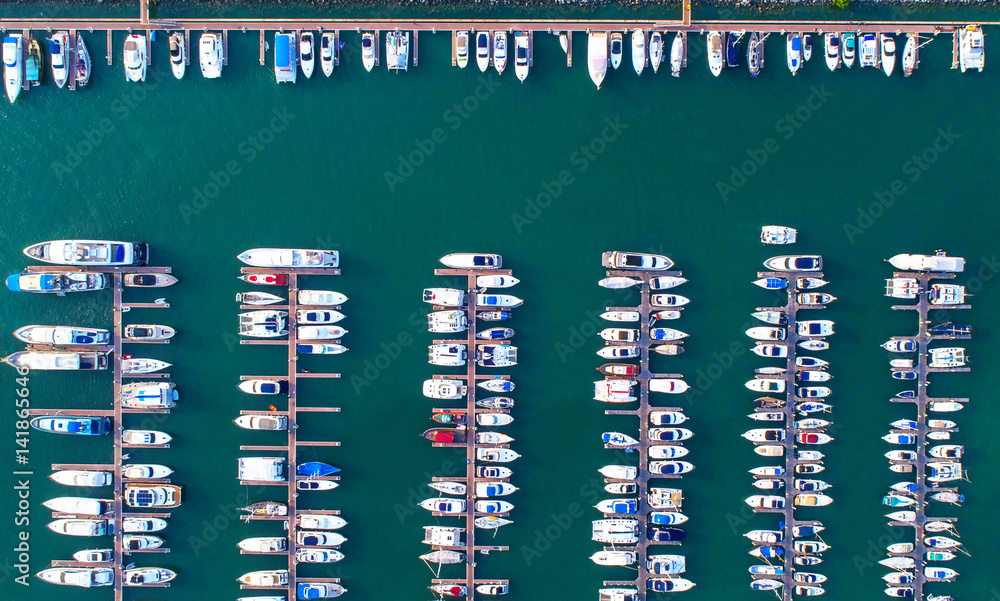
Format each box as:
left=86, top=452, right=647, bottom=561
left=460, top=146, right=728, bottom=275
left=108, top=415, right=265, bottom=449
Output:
left=592, top=519, right=639, bottom=544
left=75, top=34, right=91, bottom=87
left=429, top=343, right=467, bottom=367
left=824, top=32, right=840, bottom=70
left=803, top=34, right=812, bottom=60
left=296, top=309, right=345, bottom=324
left=423, top=379, right=466, bottom=399
left=237, top=292, right=284, bottom=307
left=591, top=550, right=637, bottom=566
left=902, top=34, right=916, bottom=76
left=122, top=464, right=172, bottom=479
left=787, top=33, right=802, bottom=75
left=48, top=518, right=108, bottom=536
left=798, top=371, right=831, bottom=383
left=124, top=567, right=176, bottom=586
left=880, top=557, right=915, bottom=570
left=4, top=350, right=109, bottom=371
left=601, top=311, right=639, bottom=323
left=595, top=379, right=636, bottom=403
left=297, top=479, right=337, bottom=491
left=858, top=32, right=877, bottom=67
left=24, top=240, right=148, bottom=266
left=44, top=496, right=113, bottom=516
left=361, top=32, right=375, bottom=72
left=423, top=287, right=466, bottom=307
left=51, top=469, right=112, bottom=487
left=752, top=311, right=786, bottom=325
left=651, top=294, right=689, bottom=307
left=274, top=32, right=297, bottom=82
left=599, top=465, right=637, bottom=480
left=298, top=290, right=347, bottom=306
left=238, top=536, right=288, bottom=553
left=386, top=31, right=409, bottom=73
left=37, top=567, right=114, bottom=587
left=478, top=378, right=514, bottom=392
left=597, top=346, right=640, bottom=359
left=761, top=225, right=797, bottom=245
left=746, top=379, right=785, bottom=393
left=49, top=32, right=70, bottom=87
left=298, top=325, right=347, bottom=340
left=297, top=530, right=346, bottom=547
left=477, top=413, right=514, bottom=427
left=747, top=326, right=786, bottom=341
left=123, top=517, right=167, bottom=532
left=707, top=31, right=723, bottom=76
left=650, top=327, right=687, bottom=341
left=880, top=33, right=895, bottom=76
left=121, top=382, right=177, bottom=409
left=888, top=253, right=964, bottom=272
left=122, top=429, right=172, bottom=446
left=299, top=32, right=315, bottom=78
left=427, top=310, right=468, bottom=333
left=14, top=325, right=110, bottom=346
left=320, top=32, right=336, bottom=76
left=649, top=378, right=689, bottom=394
left=455, top=30, right=470, bottom=69
left=476, top=481, right=517, bottom=496
left=420, top=550, right=465, bottom=564
left=238, top=248, right=338, bottom=268
left=797, top=320, right=835, bottom=337
left=588, top=31, right=609, bottom=88
left=649, top=32, right=663, bottom=73
left=477, top=448, right=520, bottom=463
left=476, top=293, right=522, bottom=308
left=752, top=343, right=788, bottom=358
left=124, top=324, right=175, bottom=341
left=298, top=513, right=347, bottom=530
left=670, top=32, right=685, bottom=76
left=514, top=31, right=529, bottom=81
left=72, top=548, right=115, bottom=562
left=610, top=32, right=623, bottom=70
left=960, top=25, right=984, bottom=73
left=239, top=310, right=287, bottom=338
left=631, top=29, right=646, bottom=75
left=233, top=414, right=287, bottom=431
left=648, top=445, right=689, bottom=459
left=121, top=358, right=170, bottom=374
left=124, top=34, right=146, bottom=82
left=493, top=31, right=507, bottom=75
left=928, top=284, right=967, bottom=305
left=928, top=347, right=966, bottom=368
left=842, top=32, right=856, bottom=67
left=601, top=328, right=639, bottom=342
left=765, top=255, right=822, bottom=272
left=200, top=32, right=224, bottom=78
left=4, top=33, right=23, bottom=103
left=476, top=31, right=491, bottom=72
left=237, top=570, right=289, bottom=587
left=650, top=410, right=687, bottom=425
left=478, top=274, right=518, bottom=288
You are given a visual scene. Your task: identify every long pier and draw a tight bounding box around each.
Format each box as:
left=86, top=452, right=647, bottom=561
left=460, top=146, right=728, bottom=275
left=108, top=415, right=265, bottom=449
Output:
left=427, top=266, right=515, bottom=601
left=236, top=263, right=343, bottom=598
left=883, top=266, right=970, bottom=599
left=598, top=264, right=690, bottom=600
left=746, top=267, right=833, bottom=601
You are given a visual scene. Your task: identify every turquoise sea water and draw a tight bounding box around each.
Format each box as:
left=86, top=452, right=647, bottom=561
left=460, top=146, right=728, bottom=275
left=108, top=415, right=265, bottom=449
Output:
left=1, top=6, right=1000, bottom=601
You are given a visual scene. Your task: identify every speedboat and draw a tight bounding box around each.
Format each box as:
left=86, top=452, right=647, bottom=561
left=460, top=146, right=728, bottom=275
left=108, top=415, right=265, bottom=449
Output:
left=754, top=277, right=787, bottom=290
left=234, top=414, right=288, bottom=430
left=762, top=225, right=797, bottom=244
left=14, top=325, right=110, bottom=346
left=842, top=32, right=856, bottom=67
left=298, top=325, right=346, bottom=340
left=24, top=240, right=148, bottom=266
left=787, top=33, right=802, bottom=75
left=121, top=382, right=177, bottom=409
left=591, top=550, right=637, bottom=565
left=239, top=379, right=286, bottom=395
left=125, top=273, right=177, bottom=287
left=514, top=31, right=529, bottom=81
left=707, top=31, right=723, bottom=76
left=298, top=513, right=347, bottom=530
left=648, top=578, right=695, bottom=593
left=860, top=33, right=877, bottom=67
left=747, top=327, right=786, bottom=341
left=320, top=32, right=336, bottom=76
left=752, top=343, right=788, bottom=358
left=44, top=497, right=113, bottom=516
left=650, top=328, right=687, bottom=341
left=649, top=461, right=694, bottom=475
left=37, top=567, right=114, bottom=587
left=4, top=34, right=23, bottom=103
left=122, top=324, right=175, bottom=342
left=478, top=327, right=515, bottom=340
left=441, top=252, right=502, bottom=269
left=123, top=34, right=146, bottom=82
left=889, top=252, right=965, bottom=272
left=902, top=34, right=916, bottom=76
left=649, top=378, right=689, bottom=393
left=743, top=428, right=785, bottom=443
left=880, top=33, right=895, bottom=76
left=238, top=536, right=287, bottom=553
left=960, top=25, right=984, bottom=73
left=477, top=448, right=520, bottom=462
left=32, top=416, right=110, bottom=436
left=297, top=480, right=337, bottom=491
left=746, top=378, right=785, bottom=393
left=649, top=445, right=689, bottom=459
left=169, top=32, right=185, bottom=79
left=125, top=484, right=182, bottom=508
left=122, top=429, right=172, bottom=446
left=76, top=35, right=91, bottom=86
left=124, top=567, right=176, bottom=586
left=361, top=32, right=375, bottom=72
left=478, top=274, right=518, bottom=288
left=48, top=518, right=109, bottom=536
left=73, top=548, right=116, bottom=562
left=598, top=345, right=640, bottom=359
left=476, top=293, right=523, bottom=308
left=610, top=32, right=623, bottom=70
left=671, top=32, right=685, bottom=76
left=477, top=466, right=512, bottom=479
left=588, top=32, right=609, bottom=88
left=493, top=31, right=507, bottom=75
left=798, top=292, right=836, bottom=305
left=600, top=328, right=639, bottom=342
left=297, top=309, right=345, bottom=324
left=238, top=248, right=338, bottom=268
left=650, top=428, right=693, bottom=442
left=299, top=289, right=348, bottom=305
left=632, top=29, right=645, bottom=75
left=803, top=34, right=813, bottom=60
left=599, top=464, right=637, bottom=480
left=649, top=32, right=663, bottom=73
left=824, top=32, right=840, bottom=70
left=237, top=570, right=289, bottom=587
left=476, top=31, right=491, bottom=72
left=455, top=30, right=469, bottom=69
left=122, top=464, right=173, bottom=479
left=5, top=351, right=109, bottom=371
left=747, top=31, right=763, bottom=77
left=476, top=499, right=514, bottom=514
left=122, top=517, right=168, bottom=532
left=765, top=255, right=822, bottom=271
left=299, top=32, right=315, bottom=78
left=651, top=294, right=689, bottom=307
left=200, top=32, right=224, bottom=78
left=297, top=530, right=347, bottom=547
left=50, top=32, right=69, bottom=87
left=51, top=469, right=112, bottom=486
left=121, top=358, right=170, bottom=374
left=649, top=276, right=687, bottom=290
left=797, top=320, right=835, bottom=337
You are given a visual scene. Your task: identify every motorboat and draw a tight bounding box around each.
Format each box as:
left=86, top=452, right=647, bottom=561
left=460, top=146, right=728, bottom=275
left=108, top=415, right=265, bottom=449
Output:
left=762, top=225, right=797, bottom=244
left=476, top=293, right=523, bottom=308
left=880, top=33, right=896, bottom=76
left=32, top=416, right=110, bottom=436
left=765, top=255, right=822, bottom=271
left=787, top=33, right=802, bottom=75
left=237, top=570, right=289, bottom=587
left=745, top=378, right=785, bottom=393
left=122, top=517, right=168, bottom=532
left=477, top=466, right=512, bottom=479
left=603, top=250, right=673, bottom=271
left=121, top=382, right=177, bottom=409
left=76, top=34, right=91, bottom=87
left=124, top=567, right=176, bottom=586
left=798, top=277, right=828, bottom=289
left=477, top=448, right=520, bottom=462
left=476, top=31, right=491, bottom=72
left=648, top=488, right=683, bottom=509
left=122, top=429, right=172, bottom=446
left=51, top=469, right=112, bottom=486
left=275, top=33, right=298, bottom=82
left=746, top=529, right=784, bottom=544
left=649, top=276, right=687, bottom=290
left=121, top=358, right=170, bottom=374
left=742, top=428, right=785, bottom=443
left=602, top=310, right=640, bottom=322
left=239, top=310, right=287, bottom=338
left=123, top=34, right=146, bottom=82
left=707, top=31, right=723, bottom=76
left=476, top=481, right=517, bottom=497
left=298, top=513, right=347, bottom=530
left=902, top=34, right=916, bottom=76
left=595, top=379, right=637, bottom=403
left=803, top=34, right=813, bottom=60
left=239, top=273, right=287, bottom=286
left=361, top=32, right=375, bottom=72
left=297, top=480, right=337, bottom=491
left=298, top=462, right=339, bottom=478
left=477, top=584, right=508, bottom=596
left=649, top=378, right=689, bottom=393
left=842, top=32, right=856, bottom=67
left=3, top=34, right=22, bottom=103
left=299, top=32, right=315, bottom=78
left=428, top=310, right=468, bottom=333
left=591, top=550, right=637, bottom=566
left=797, top=320, right=835, bottom=337
left=599, top=465, right=637, bottom=480
left=754, top=397, right=786, bottom=410
left=670, top=32, right=685, bottom=76
left=477, top=396, right=514, bottom=410
left=423, top=379, right=466, bottom=399
left=859, top=33, right=878, bottom=67
left=592, top=519, right=639, bottom=544
left=478, top=327, right=514, bottom=340
left=48, top=518, right=109, bottom=536
left=200, top=32, right=224, bottom=78
left=755, top=445, right=783, bottom=457
left=600, top=328, right=638, bottom=342
left=5, top=351, right=109, bottom=371
left=441, top=253, right=502, bottom=269
left=37, top=567, right=114, bottom=587
left=125, top=484, right=182, bottom=508
left=752, top=343, right=788, bottom=358
left=422, top=426, right=466, bottom=444
left=797, top=357, right=829, bottom=368
left=478, top=274, right=518, bottom=288
left=476, top=499, right=514, bottom=514
left=651, top=328, right=688, bottom=341
left=478, top=378, right=514, bottom=392
left=649, top=32, right=663, bottom=73
left=239, top=248, right=338, bottom=268
left=883, top=573, right=914, bottom=585
left=647, top=577, right=695, bottom=593
left=798, top=370, right=831, bottom=383
left=514, top=31, right=529, bottom=81
left=929, top=284, right=967, bottom=305
left=794, top=493, right=833, bottom=507
left=753, top=478, right=783, bottom=490
left=298, top=325, right=346, bottom=340
left=883, top=338, right=917, bottom=353
left=296, top=309, right=345, bottom=324
left=430, top=584, right=468, bottom=597
left=749, top=412, right=784, bottom=422
left=49, top=32, right=69, bottom=87
left=598, top=345, right=640, bottom=359
left=650, top=428, right=693, bottom=442
left=72, top=548, right=115, bottom=562
left=651, top=294, right=689, bottom=307
left=649, top=513, right=688, bottom=527
left=631, top=29, right=646, bottom=75
left=650, top=410, right=687, bottom=425
left=423, top=288, right=466, bottom=307
left=824, top=33, right=840, bottom=70
left=960, top=25, right=984, bottom=72
left=492, top=31, right=507, bottom=75
left=234, top=414, right=288, bottom=431
left=649, top=461, right=694, bottom=475
left=798, top=292, right=836, bottom=305
left=238, top=536, right=287, bottom=553
left=478, top=311, right=510, bottom=321
left=122, top=464, right=173, bottom=479
left=297, top=530, right=347, bottom=547
left=928, top=444, right=963, bottom=459
left=795, top=417, right=831, bottom=429
left=166, top=31, right=185, bottom=79
left=454, top=30, right=469, bottom=69
left=609, top=32, right=623, bottom=71
left=297, top=343, right=347, bottom=355
left=14, top=325, right=110, bottom=346
left=429, top=344, right=467, bottom=367
left=25, top=240, right=147, bottom=266
left=43, top=497, right=113, bottom=516
left=320, top=32, right=336, bottom=76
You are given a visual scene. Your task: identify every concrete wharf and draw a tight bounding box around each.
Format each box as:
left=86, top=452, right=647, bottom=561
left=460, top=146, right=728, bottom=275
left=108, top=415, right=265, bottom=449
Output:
left=747, top=269, right=833, bottom=601
left=597, top=267, right=689, bottom=600
left=883, top=268, right=971, bottom=599
left=427, top=266, right=515, bottom=601
left=236, top=265, right=343, bottom=598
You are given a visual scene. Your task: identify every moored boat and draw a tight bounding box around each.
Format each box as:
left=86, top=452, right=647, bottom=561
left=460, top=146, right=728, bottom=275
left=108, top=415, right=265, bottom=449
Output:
left=4, top=34, right=23, bottom=103
left=169, top=31, right=185, bottom=79
left=238, top=248, right=338, bottom=268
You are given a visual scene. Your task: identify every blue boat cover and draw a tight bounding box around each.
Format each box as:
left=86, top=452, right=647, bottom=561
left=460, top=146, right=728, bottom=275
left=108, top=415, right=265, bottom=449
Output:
left=275, top=35, right=292, bottom=67
left=298, top=583, right=323, bottom=599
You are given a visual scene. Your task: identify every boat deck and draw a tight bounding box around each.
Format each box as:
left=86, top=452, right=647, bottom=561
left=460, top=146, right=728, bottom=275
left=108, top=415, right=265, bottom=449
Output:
left=885, top=268, right=970, bottom=599
left=428, top=266, right=516, bottom=600
left=597, top=268, right=689, bottom=599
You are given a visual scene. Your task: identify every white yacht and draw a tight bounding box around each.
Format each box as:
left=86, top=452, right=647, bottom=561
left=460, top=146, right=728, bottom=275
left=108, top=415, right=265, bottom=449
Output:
left=237, top=570, right=289, bottom=587
left=842, top=32, right=856, bottom=67
left=588, top=31, right=608, bottom=89
left=592, top=519, right=639, bottom=544
left=123, top=567, right=176, bottom=586
left=649, top=31, right=663, bottom=73
left=707, top=32, right=723, bottom=76
left=386, top=30, right=409, bottom=72
left=824, top=33, right=840, bottom=71
left=121, top=382, right=177, bottom=409
left=122, top=464, right=173, bottom=479
left=960, top=26, right=984, bottom=72
left=124, top=34, right=146, bottom=82
left=888, top=253, right=964, bottom=272
left=880, top=33, right=896, bottom=76
left=455, top=30, right=469, bottom=69
left=274, top=32, right=297, bottom=83
left=632, top=29, right=645, bottom=75
left=493, top=31, right=507, bottom=75
left=4, top=34, right=22, bottom=103
left=427, top=310, right=468, bottom=333
left=43, top=496, right=113, bottom=516
left=476, top=31, right=491, bottom=72
left=859, top=33, right=877, bottom=67
left=200, top=32, right=224, bottom=78
left=24, top=240, right=148, bottom=266
left=76, top=35, right=91, bottom=87
left=514, top=31, right=529, bottom=81
left=761, top=225, right=797, bottom=245
left=902, top=33, right=917, bottom=76
left=610, top=32, right=623, bottom=70
left=423, top=288, right=466, bottom=307
left=169, top=32, right=185, bottom=79
left=320, top=32, right=336, bottom=76
left=13, top=325, right=110, bottom=346
left=787, top=33, right=802, bottom=75
left=50, top=32, right=70, bottom=87
left=50, top=469, right=112, bottom=487
left=234, top=414, right=288, bottom=430
left=238, top=248, right=338, bottom=268
left=429, top=343, right=467, bottom=367
left=670, top=32, right=685, bottom=77
left=122, top=429, right=172, bottom=446
left=299, top=31, right=315, bottom=78
left=361, top=32, right=375, bottom=72
left=440, top=252, right=502, bottom=269
left=37, top=567, right=114, bottom=587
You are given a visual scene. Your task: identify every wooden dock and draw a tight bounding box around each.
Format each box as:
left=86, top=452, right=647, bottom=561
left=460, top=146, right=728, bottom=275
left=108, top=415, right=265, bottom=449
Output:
left=597, top=267, right=689, bottom=600
left=429, top=267, right=515, bottom=600
left=883, top=267, right=970, bottom=599
left=236, top=263, right=342, bottom=599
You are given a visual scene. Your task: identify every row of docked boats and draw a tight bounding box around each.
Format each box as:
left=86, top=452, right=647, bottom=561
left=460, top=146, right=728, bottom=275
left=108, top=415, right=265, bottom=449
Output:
left=3, top=31, right=90, bottom=102
left=879, top=252, right=969, bottom=598
left=453, top=30, right=532, bottom=82
left=592, top=251, right=695, bottom=599
left=419, top=254, right=518, bottom=596
left=745, top=228, right=833, bottom=596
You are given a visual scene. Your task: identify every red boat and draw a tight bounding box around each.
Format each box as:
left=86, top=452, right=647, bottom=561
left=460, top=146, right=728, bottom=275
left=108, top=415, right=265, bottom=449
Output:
left=432, top=412, right=467, bottom=425
left=598, top=363, right=640, bottom=376
left=421, top=428, right=467, bottom=444
left=239, top=274, right=288, bottom=286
